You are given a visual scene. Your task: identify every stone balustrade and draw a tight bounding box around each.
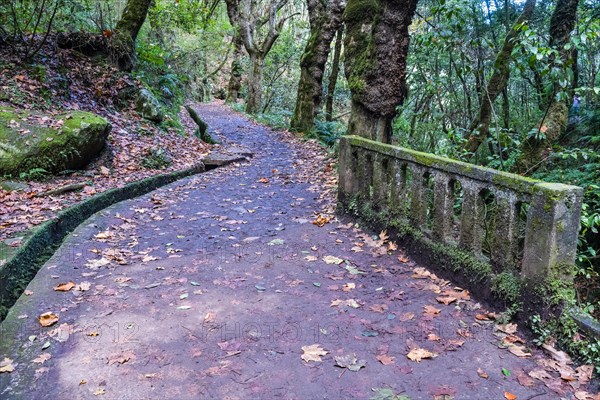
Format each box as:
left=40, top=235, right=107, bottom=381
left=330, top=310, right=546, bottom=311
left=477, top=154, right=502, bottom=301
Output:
left=338, top=135, right=583, bottom=280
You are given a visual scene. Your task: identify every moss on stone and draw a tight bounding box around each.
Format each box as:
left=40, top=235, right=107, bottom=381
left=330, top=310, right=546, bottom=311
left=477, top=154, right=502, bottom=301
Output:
left=0, top=107, right=111, bottom=177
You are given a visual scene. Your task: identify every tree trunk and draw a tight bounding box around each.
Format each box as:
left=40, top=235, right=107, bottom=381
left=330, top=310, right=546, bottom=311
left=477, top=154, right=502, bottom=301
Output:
left=225, top=0, right=293, bottom=114
left=113, top=0, right=152, bottom=71
left=465, top=0, right=536, bottom=154
left=246, top=53, right=264, bottom=114
left=344, top=0, right=419, bottom=143
left=325, top=26, right=344, bottom=122
left=517, top=0, right=579, bottom=173
left=226, top=33, right=244, bottom=103
left=290, top=0, right=345, bottom=132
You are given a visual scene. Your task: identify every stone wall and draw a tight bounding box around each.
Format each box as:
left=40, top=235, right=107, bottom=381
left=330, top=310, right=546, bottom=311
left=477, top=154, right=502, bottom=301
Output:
left=338, top=135, right=583, bottom=281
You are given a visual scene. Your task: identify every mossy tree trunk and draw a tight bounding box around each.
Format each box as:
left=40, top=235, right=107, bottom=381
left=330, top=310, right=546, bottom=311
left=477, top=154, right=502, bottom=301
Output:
left=465, top=0, right=536, bottom=154
left=113, top=0, right=152, bottom=71
left=225, top=0, right=293, bottom=114
left=343, top=0, right=419, bottom=143
left=290, top=0, right=346, bottom=133
left=246, top=52, right=265, bottom=114
left=226, top=33, right=244, bottom=103
left=517, top=0, right=579, bottom=174
left=325, top=26, right=344, bottom=122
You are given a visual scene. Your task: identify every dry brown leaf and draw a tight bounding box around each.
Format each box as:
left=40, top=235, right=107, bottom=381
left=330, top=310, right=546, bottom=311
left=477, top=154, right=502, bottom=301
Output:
left=477, top=368, right=489, bottom=379
left=542, top=343, right=572, bottom=365
left=516, top=369, right=536, bottom=387
left=312, top=215, right=330, bottom=227
left=504, top=392, right=517, bottom=400
left=54, top=281, right=75, bottom=292
left=436, top=295, right=457, bottom=305
left=342, top=282, right=356, bottom=292
left=369, top=304, right=388, bottom=313
left=427, top=333, right=441, bottom=341
left=576, top=365, right=593, bottom=385
left=330, top=299, right=360, bottom=308
left=0, top=357, right=14, bottom=373
left=528, top=368, right=553, bottom=381
left=38, top=312, right=59, bottom=327
left=376, top=354, right=395, bottom=365
left=508, top=344, right=532, bottom=358
left=399, top=312, right=415, bottom=322
left=423, top=305, right=441, bottom=316
left=32, top=353, right=51, bottom=364
left=496, top=323, right=517, bottom=335
left=301, top=344, right=328, bottom=362
left=108, top=351, right=135, bottom=365
left=406, top=348, right=437, bottom=362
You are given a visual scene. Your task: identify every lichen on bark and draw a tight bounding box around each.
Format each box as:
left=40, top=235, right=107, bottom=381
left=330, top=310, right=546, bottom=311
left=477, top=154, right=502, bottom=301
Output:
left=343, top=0, right=419, bottom=143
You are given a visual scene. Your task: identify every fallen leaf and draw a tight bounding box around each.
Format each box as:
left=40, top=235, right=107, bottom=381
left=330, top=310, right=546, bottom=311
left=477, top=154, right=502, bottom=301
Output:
left=54, top=282, right=75, bottom=292
left=301, top=344, right=328, bottom=362
left=330, top=299, right=360, bottom=308
left=508, top=344, right=532, bottom=358
left=108, top=351, right=135, bottom=365
left=376, top=354, right=395, bottom=365
left=399, top=312, right=415, bottom=322
left=496, top=323, right=517, bottom=335
left=423, top=305, right=441, bottom=317
left=516, top=369, right=535, bottom=387
left=312, top=215, right=330, bottom=227
left=477, top=368, right=489, bottom=379
left=542, top=343, right=572, bottom=365
left=369, top=304, right=388, bottom=313
left=406, top=348, right=437, bottom=362
left=427, top=333, right=441, bottom=341
left=342, top=282, right=356, bottom=292
left=323, top=256, right=344, bottom=265
left=32, top=353, right=51, bottom=364
left=334, top=354, right=366, bottom=371
left=0, top=358, right=14, bottom=373
left=504, top=392, right=517, bottom=400
left=38, top=312, right=59, bottom=327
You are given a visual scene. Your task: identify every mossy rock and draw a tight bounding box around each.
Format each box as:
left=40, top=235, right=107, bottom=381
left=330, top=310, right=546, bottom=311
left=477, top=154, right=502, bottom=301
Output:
left=136, top=89, right=164, bottom=123
left=0, top=107, right=111, bottom=177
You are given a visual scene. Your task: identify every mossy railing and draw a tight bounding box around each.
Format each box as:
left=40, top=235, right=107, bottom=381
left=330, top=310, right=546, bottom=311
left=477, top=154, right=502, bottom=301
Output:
left=338, top=135, right=583, bottom=282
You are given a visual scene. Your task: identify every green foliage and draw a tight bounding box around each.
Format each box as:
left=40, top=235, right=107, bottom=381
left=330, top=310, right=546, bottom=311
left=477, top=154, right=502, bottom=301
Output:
left=307, top=119, right=345, bottom=147
left=18, top=168, right=49, bottom=181
left=530, top=313, right=600, bottom=373
left=141, top=147, right=172, bottom=169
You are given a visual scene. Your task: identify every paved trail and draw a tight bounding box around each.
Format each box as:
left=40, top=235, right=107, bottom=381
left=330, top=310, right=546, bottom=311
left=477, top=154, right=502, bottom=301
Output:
left=0, top=103, right=592, bottom=399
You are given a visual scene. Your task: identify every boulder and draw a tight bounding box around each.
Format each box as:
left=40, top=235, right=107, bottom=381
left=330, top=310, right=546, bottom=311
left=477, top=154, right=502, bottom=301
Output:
left=0, top=107, right=111, bottom=176
left=136, top=89, right=164, bottom=123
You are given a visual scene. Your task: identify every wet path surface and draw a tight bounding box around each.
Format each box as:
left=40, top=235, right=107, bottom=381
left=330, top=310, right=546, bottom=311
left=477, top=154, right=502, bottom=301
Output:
left=0, top=103, right=593, bottom=399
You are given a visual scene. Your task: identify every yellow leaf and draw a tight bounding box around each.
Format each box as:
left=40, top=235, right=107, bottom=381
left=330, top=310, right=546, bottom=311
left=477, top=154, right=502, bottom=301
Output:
left=322, top=256, right=344, bottom=265
left=406, top=348, right=437, bottom=362
left=38, top=312, right=59, bottom=327
left=54, top=282, right=75, bottom=292
left=301, top=344, right=328, bottom=362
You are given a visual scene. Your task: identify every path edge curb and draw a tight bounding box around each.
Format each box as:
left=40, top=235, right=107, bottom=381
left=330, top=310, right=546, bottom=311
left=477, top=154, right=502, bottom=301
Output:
left=0, top=162, right=206, bottom=320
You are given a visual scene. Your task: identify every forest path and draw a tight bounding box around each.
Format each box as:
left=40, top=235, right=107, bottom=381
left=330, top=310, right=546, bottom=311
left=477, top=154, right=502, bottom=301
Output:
left=0, top=103, right=577, bottom=399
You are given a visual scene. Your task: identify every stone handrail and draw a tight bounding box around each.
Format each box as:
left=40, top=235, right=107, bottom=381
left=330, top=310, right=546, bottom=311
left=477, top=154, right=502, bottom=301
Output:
left=338, top=135, right=583, bottom=280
